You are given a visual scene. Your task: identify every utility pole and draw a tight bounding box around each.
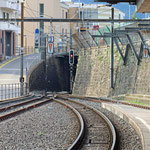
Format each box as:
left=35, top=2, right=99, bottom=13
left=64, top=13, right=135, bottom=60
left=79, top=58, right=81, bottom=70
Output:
left=111, top=7, right=114, bottom=89
left=20, top=2, right=24, bottom=96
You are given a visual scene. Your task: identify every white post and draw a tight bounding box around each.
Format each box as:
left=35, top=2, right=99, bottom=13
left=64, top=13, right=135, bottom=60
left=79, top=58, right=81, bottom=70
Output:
left=86, top=8, right=88, bottom=31
left=79, top=0, right=80, bottom=33
left=37, top=0, right=39, bottom=28
left=129, top=4, right=130, bottom=19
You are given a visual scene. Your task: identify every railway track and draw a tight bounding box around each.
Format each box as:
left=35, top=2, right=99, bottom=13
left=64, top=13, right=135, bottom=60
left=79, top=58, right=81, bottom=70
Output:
left=54, top=97, right=116, bottom=150
left=58, top=94, right=150, bottom=110
left=0, top=96, right=52, bottom=122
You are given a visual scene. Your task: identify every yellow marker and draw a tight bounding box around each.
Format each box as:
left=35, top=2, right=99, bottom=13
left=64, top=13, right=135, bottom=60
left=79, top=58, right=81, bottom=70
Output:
left=0, top=54, right=31, bottom=69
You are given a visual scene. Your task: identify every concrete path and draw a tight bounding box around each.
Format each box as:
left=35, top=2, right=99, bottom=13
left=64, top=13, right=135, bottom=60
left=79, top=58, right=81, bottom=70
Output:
left=101, top=102, right=150, bottom=150
left=0, top=53, right=41, bottom=84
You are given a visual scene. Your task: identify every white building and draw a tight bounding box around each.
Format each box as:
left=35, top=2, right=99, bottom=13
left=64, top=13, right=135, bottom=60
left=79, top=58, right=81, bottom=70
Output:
left=69, top=3, right=125, bottom=29
left=0, top=0, right=21, bottom=59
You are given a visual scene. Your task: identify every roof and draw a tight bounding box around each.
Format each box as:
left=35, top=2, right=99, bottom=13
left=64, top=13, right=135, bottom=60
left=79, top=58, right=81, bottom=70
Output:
left=94, top=0, right=136, bottom=4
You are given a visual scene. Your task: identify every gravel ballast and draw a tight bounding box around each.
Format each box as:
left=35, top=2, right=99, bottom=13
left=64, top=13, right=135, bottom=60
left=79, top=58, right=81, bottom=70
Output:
left=71, top=98, right=143, bottom=150
left=0, top=101, right=80, bottom=150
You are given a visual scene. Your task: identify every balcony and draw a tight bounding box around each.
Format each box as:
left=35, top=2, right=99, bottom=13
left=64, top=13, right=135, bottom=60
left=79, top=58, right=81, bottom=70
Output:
left=0, top=22, right=21, bottom=34
left=0, top=0, right=20, bottom=11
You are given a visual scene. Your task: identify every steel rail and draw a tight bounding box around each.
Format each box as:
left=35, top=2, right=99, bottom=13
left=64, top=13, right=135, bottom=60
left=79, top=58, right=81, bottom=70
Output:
left=0, top=94, right=34, bottom=104
left=1, top=18, right=150, bottom=23
left=56, top=96, right=116, bottom=150
left=54, top=99, right=85, bottom=150
left=59, top=94, right=150, bottom=110
left=0, top=97, right=52, bottom=122
left=0, top=96, right=44, bottom=112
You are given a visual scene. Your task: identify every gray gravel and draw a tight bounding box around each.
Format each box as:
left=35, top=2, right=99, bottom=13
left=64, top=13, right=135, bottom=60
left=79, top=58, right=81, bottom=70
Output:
left=70, top=98, right=143, bottom=150
left=0, top=101, right=80, bottom=150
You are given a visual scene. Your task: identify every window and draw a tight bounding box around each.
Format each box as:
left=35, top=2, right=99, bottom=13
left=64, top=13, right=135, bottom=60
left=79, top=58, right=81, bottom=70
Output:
left=7, top=13, right=9, bottom=19
left=3, top=12, right=6, bottom=19
left=3, top=12, right=9, bottom=19
left=62, top=10, right=64, bottom=18
left=66, top=12, right=68, bottom=19
left=40, top=3, right=44, bottom=17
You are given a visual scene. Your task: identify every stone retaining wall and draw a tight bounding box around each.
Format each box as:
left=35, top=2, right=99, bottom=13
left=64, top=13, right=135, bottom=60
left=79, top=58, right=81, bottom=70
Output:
left=73, top=44, right=150, bottom=97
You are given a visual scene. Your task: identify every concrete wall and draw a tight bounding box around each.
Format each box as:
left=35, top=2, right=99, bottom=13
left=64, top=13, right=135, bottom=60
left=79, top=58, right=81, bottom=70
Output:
left=73, top=44, right=150, bottom=97
left=29, top=61, right=45, bottom=91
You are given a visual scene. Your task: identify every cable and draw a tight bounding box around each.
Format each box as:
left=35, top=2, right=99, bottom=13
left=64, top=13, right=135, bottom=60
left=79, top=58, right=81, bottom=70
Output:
left=24, top=4, right=72, bottom=35
left=24, top=3, right=72, bottom=45
left=25, top=6, right=60, bottom=36
left=26, top=2, right=36, bottom=17
left=25, top=6, right=53, bottom=18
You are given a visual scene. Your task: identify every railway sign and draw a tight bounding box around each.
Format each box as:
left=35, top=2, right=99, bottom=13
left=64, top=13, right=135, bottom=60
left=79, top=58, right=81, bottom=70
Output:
left=143, top=45, right=149, bottom=58
left=48, top=36, right=54, bottom=54
left=34, top=28, right=39, bottom=49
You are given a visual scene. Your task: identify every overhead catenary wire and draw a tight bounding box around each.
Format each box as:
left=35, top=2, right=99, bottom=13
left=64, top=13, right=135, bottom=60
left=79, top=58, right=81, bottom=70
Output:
left=25, top=4, right=64, bottom=38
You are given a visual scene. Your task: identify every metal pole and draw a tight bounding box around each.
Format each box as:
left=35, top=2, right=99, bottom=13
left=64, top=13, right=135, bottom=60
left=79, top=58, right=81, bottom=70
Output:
left=20, top=2, right=24, bottom=96
left=70, top=29, right=72, bottom=49
left=65, top=29, right=67, bottom=52
left=62, top=28, right=64, bottom=52
left=40, top=3, right=44, bottom=55
left=129, top=5, right=130, bottom=19
left=70, top=65, right=73, bottom=94
left=50, top=22, right=52, bottom=36
left=37, top=0, right=39, bottom=28
left=86, top=8, right=88, bottom=31
left=70, top=29, right=73, bottom=94
left=111, top=7, right=114, bottom=89
left=82, top=3, right=84, bottom=21
left=79, top=0, right=81, bottom=33
left=44, top=36, right=47, bottom=96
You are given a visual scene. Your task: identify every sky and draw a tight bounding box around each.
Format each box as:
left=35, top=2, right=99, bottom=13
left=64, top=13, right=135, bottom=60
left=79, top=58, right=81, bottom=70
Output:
left=73, top=0, right=147, bottom=19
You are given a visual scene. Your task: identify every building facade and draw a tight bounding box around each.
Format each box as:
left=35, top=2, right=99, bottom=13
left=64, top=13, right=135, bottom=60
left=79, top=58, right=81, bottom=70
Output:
left=0, top=0, right=20, bottom=60
left=61, top=1, right=125, bottom=48
left=67, top=3, right=125, bottom=33
left=24, top=0, right=70, bottom=53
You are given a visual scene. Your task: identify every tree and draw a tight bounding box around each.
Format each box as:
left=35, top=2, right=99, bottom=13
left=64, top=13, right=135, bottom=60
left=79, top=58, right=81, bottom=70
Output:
left=132, top=10, right=136, bottom=20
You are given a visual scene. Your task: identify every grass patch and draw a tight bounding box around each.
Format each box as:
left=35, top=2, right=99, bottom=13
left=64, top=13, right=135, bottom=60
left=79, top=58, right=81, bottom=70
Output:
left=125, top=100, right=150, bottom=107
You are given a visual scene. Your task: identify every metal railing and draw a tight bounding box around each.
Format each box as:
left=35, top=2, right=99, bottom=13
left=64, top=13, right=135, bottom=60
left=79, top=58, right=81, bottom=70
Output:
left=0, top=83, right=29, bottom=100
left=16, top=46, right=35, bottom=56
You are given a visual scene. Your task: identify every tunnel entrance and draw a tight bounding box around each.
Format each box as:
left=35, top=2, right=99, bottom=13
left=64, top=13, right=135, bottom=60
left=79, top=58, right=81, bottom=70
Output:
left=29, top=55, right=78, bottom=93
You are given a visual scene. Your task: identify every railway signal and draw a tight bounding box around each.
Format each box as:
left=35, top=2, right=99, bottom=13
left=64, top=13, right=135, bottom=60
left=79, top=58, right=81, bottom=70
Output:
left=143, top=45, right=149, bottom=58
left=69, top=50, right=74, bottom=65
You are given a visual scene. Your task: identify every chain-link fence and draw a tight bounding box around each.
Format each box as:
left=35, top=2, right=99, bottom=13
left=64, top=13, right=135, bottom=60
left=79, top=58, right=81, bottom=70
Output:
left=0, top=83, right=29, bottom=100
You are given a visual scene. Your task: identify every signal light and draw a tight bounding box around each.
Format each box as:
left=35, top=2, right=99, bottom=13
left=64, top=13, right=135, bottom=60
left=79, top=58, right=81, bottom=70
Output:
left=143, top=44, right=149, bottom=58
left=20, top=77, right=24, bottom=83
left=69, top=50, right=74, bottom=65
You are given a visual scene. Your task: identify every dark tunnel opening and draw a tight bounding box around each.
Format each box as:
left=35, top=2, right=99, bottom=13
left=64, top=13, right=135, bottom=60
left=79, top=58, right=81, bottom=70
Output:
left=29, top=55, right=78, bottom=93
